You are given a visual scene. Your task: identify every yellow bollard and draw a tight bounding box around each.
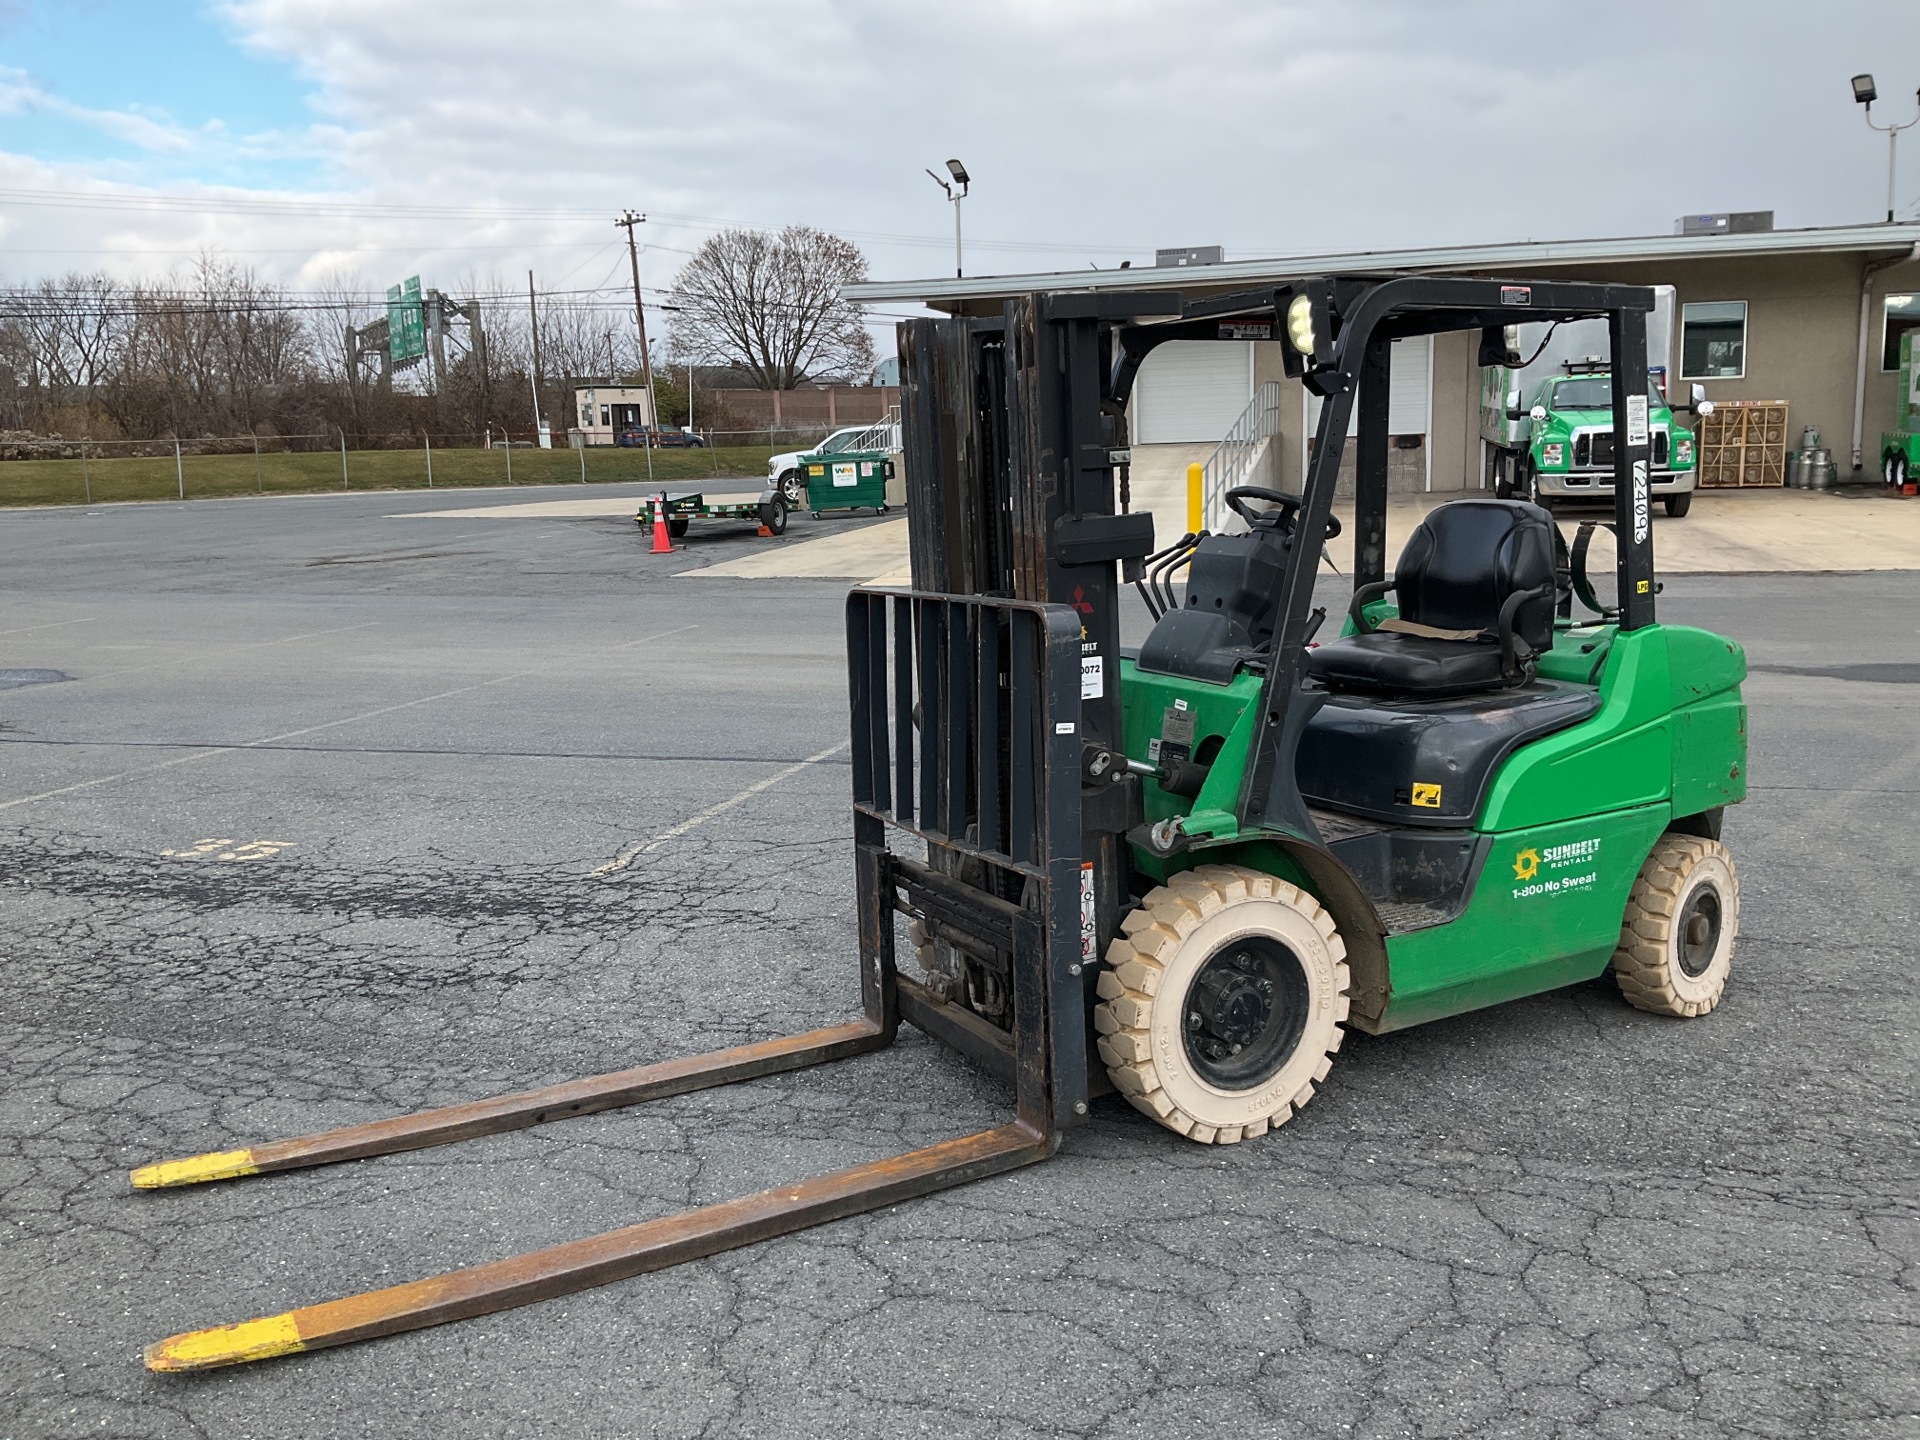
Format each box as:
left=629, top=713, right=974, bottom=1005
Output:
left=1186, top=462, right=1203, bottom=535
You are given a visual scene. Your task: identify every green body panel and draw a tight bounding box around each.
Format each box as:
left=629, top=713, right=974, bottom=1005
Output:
left=1116, top=612, right=1749, bottom=1033
left=1377, top=802, right=1670, bottom=1030
left=1882, top=333, right=1919, bottom=469
left=1665, top=625, right=1749, bottom=818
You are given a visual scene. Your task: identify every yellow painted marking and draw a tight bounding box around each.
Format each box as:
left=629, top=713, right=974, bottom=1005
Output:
left=1410, top=783, right=1443, bottom=808
left=145, top=1313, right=304, bottom=1372
left=161, top=838, right=232, bottom=858
left=129, top=1149, right=258, bottom=1189
left=219, top=840, right=295, bottom=862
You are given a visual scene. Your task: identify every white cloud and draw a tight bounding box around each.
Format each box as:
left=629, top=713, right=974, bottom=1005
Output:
left=5, top=0, right=1919, bottom=313
left=0, top=66, right=196, bottom=153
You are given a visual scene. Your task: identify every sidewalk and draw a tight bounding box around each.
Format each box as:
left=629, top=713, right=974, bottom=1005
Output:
left=684, top=487, right=1920, bottom=584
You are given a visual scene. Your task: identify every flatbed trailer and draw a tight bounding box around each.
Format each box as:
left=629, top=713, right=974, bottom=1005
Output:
left=634, top=487, right=789, bottom=541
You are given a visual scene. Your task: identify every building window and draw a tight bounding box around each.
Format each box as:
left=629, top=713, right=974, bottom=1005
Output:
left=1882, top=293, right=1920, bottom=370
left=1680, top=300, right=1747, bottom=379
left=599, top=405, right=610, bottom=425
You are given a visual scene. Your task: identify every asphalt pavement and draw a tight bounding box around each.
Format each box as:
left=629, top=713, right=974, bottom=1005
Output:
left=0, top=485, right=1914, bottom=1439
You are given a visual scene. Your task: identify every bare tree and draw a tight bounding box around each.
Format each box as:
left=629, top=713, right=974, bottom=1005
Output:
left=666, top=226, right=875, bottom=389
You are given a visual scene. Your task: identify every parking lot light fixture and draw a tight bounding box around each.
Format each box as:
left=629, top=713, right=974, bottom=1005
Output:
left=1852, top=73, right=1920, bottom=222
left=926, top=160, right=971, bottom=279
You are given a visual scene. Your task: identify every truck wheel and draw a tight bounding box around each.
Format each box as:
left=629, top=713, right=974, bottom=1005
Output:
left=1494, top=453, right=1516, bottom=499
left=1664, top=492, right=1692, bottom=518
left=1516, top=459, right=1540, bottom=505
left=778, top=471, right=805, bottom=506
left=1095, top=864, right=1350, bottom=1144
left=1610, top=835, right=1739, bottom=1018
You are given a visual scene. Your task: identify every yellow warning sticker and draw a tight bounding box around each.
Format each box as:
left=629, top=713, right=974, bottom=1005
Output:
left=1410, top=783, right=1443, bottom=808
left=1636, top=579, right=1651, bottom=594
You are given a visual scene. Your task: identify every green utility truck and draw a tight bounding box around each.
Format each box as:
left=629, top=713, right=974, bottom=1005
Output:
left=1485, top=360, right=1707, bottom=516
left=1881, top=331, right=1920, bottom=490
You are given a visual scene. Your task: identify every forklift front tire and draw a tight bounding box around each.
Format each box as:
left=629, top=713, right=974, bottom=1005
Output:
left=1095, top=865, right=1350, bottom=1144
left=1610, top=835, right=1738, bottom=1018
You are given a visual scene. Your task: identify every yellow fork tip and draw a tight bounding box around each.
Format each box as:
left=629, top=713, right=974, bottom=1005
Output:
left=129, top=1149, right=259, bottom=1190
left=145, top=1313, right=305, bottom=1373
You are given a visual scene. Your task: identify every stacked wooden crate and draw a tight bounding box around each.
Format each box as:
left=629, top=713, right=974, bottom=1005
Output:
left=1696, top=400, right=1789, bottom=487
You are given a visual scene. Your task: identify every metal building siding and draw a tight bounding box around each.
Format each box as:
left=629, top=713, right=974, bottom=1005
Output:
left=1133, top=342, right=1255, bottom=443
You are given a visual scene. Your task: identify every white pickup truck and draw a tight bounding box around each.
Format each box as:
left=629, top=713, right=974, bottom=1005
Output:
left=769, top=418, right=901, bottom=505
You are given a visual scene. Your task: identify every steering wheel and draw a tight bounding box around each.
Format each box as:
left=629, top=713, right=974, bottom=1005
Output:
left=1224, top=486, right=1343, bottom=539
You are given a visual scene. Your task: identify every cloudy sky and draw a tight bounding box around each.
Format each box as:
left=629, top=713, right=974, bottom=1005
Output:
left=2, top=0, right=1918, bottom=352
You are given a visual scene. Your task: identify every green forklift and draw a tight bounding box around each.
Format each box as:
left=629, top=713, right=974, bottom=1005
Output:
left=131, top=274, right=1745, bottom=1369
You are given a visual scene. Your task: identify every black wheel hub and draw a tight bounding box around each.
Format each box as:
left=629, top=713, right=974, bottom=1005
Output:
left=1182, top=936, right=1310, bottom=1089
left=1678, top=885, right=1723, bottom=977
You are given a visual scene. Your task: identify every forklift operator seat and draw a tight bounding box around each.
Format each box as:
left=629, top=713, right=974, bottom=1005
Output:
left=1308, top=499, right=1558, bottom=700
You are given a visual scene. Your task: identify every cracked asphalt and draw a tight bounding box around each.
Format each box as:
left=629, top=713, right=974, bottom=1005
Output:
left=1, top=484, right=1915, bottom=1439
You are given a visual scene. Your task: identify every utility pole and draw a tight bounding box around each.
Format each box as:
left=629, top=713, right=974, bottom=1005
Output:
left=615, top=210, right=659, bottom=476
left=527, top=270, right=549, bottom=448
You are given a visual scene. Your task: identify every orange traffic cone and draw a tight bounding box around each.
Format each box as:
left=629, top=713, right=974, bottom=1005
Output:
left=650, top=496, right=674, bottom=553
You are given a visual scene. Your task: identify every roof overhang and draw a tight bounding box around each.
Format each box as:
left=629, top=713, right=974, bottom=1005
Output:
left=843, top=224, right=1920, bottom=309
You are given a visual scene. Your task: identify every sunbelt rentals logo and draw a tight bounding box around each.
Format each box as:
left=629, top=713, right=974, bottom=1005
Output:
left=1512, top=837, right=1602, bottom=899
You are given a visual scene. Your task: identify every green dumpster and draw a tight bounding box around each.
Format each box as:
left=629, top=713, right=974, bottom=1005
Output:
left=802, top=449, right=891, bottom=517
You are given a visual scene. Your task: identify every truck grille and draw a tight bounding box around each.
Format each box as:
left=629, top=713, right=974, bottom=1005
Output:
left=1573, top=429, right=1668, bottom=469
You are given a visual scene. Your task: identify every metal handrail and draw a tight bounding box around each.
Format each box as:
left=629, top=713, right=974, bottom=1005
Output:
left=1200, top=381, right=1283, bottom=529
left=846, top=404, right=901, bottom=453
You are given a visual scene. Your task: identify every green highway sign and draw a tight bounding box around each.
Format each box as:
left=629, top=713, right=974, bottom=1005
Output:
left=387, top=276, right=426, bottom=364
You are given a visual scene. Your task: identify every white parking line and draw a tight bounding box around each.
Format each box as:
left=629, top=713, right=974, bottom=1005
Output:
left=0, top=617, right=95, bottom=637
left=590, top=740, right=849, bottom=875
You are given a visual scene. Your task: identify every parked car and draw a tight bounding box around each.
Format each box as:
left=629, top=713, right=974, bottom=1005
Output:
left=769, top=420, right=900, bottom=505
left=617, top=427, right=706, bottom=448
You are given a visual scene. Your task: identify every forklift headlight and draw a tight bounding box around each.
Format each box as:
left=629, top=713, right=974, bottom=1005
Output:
left=1286, top=294, right=1316, bottom=354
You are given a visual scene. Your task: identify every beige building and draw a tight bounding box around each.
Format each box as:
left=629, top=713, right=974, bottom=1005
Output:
left=570, top=385, right=656, bottom=446
left=847, top=223, right=1920, bottom=508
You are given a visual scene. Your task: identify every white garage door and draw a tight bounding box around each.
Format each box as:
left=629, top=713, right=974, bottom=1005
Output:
left=1133, top=341, right=1254, bottom=443
left=1304, top=335, right=1433, bottom=439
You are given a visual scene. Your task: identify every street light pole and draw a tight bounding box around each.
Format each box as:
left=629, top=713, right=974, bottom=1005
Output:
left=1852, top=74, right=1920, bottom=223
left=925, top=158, right=971, bottom=279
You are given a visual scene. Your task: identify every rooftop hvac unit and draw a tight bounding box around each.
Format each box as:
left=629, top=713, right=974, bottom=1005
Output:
left=1675, top=211, right=1775, bottom=236
left=1155, top=246, right=1226, bottom=267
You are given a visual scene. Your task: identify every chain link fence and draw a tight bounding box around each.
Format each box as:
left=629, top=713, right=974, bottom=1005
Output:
left=0, top=425, right=851, bottom=506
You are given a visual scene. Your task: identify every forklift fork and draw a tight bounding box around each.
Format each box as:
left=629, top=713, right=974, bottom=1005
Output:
left=136, top=590, right=1086, bottom=1372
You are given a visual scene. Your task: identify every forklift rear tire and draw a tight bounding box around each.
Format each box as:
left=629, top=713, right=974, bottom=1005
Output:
left=1094, top=864, right=1350, bottom=1144
left=1610, top=835, right=1738, bottom=1018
